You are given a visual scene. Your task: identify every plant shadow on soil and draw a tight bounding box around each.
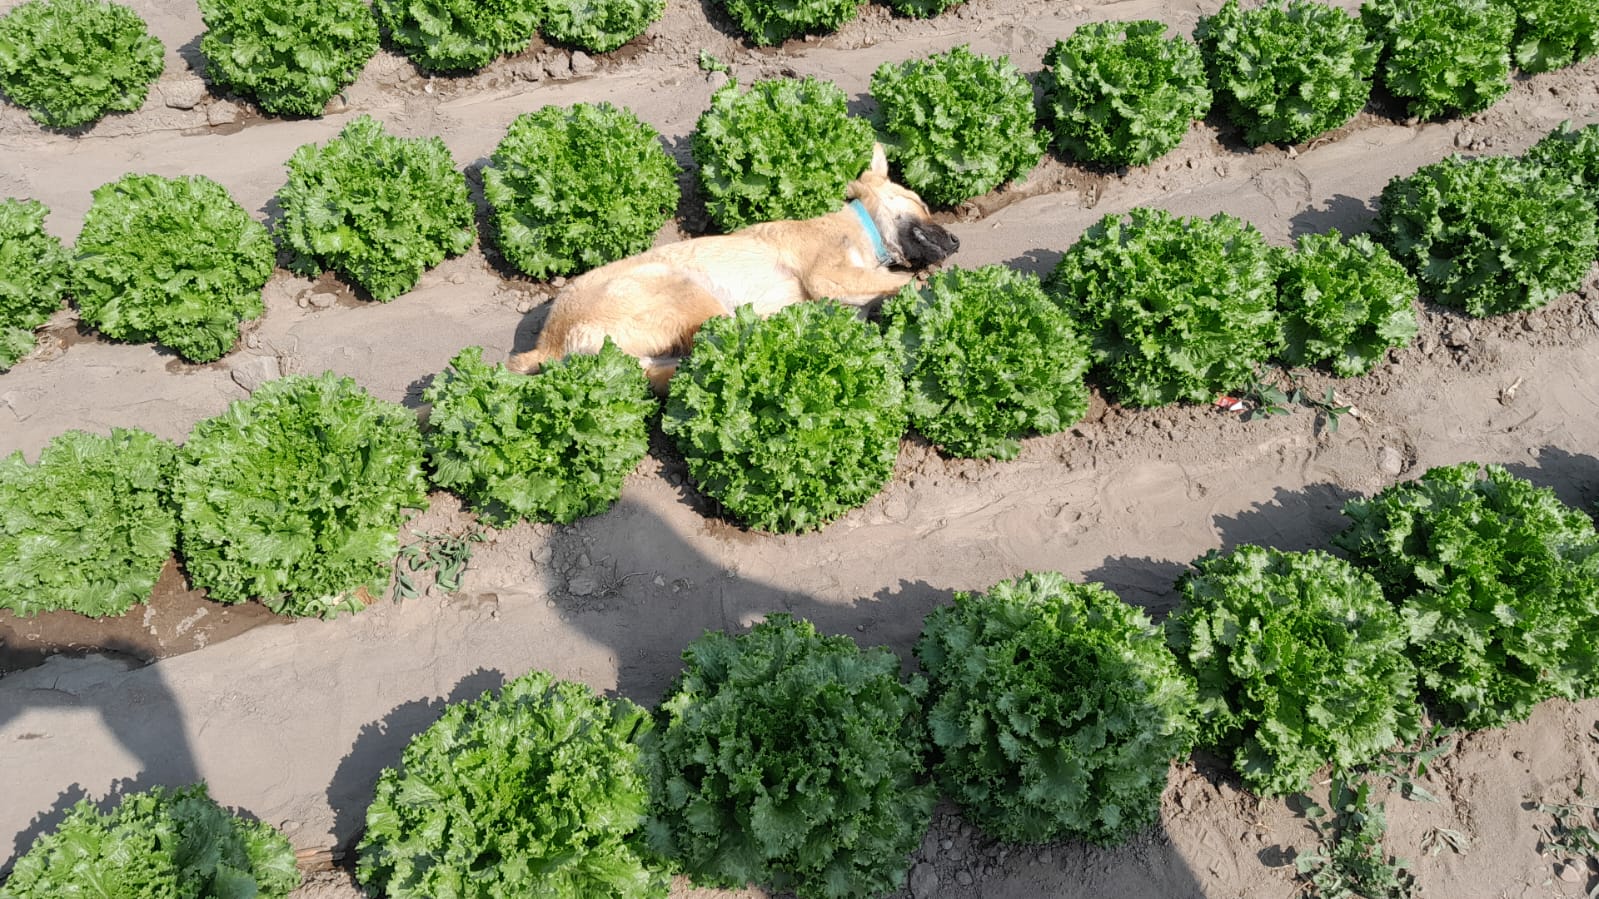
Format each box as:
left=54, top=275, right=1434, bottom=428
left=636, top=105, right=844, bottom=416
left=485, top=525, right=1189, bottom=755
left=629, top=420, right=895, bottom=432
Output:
left=483, top=496, right=1216, bottom=897
left=0, top=651, right=201, bottom=875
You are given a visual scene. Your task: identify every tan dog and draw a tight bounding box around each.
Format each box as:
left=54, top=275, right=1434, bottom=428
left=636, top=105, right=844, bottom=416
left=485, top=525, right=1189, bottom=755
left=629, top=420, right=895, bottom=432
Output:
left=507, top=144, right=960, bottom=393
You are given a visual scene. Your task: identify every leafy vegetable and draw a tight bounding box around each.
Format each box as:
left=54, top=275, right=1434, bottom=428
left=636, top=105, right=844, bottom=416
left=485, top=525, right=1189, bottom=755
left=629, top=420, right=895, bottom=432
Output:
left=881, top=264, right=1089, bottom=460
left=0, top=0, right=163, bottom=129
left=1335, top=462, right=1599, bottom=729
left=1503, top=0, right=1599, bottom=72
left=1040, top=20, right=1213, bottom=167
left=717, top=0, right=856, bottom=46
left=358, top=670, right=665, bottom=899
left=423, top=343, right=654, bottom=526
left=373, top=0, right=541, bottom=73
left=884, top=0, right=959, bottom=19
left=645, top=614, right=934, bottom=899
left=542, top=0, right=663, bottom=53
left=276, top=115, right=475, bottom=301
left=664, top=302, right=906, bottom=533
left=0, top=197, right=70, bottom=370
left=868, top=45, right=1044, bottom=207
left=0, top=783, right=299, bottom=899
left=1045, top=207, right=1279, bottom=408
left=199, top=0, right=378, bottom=116
left=175, top=372, right=428, bottom=617
left=73, top=172, right=274, bottom=362
left=1167, top=545, right=1420, bottom=796
left=1273, top=229, right=1418, bottom=377
left=917, top=572, right=1197, bottom=843
left=1373, top=153, right=1597, bottom=317
left=485, top=102, right=680, bottom=280
left=693, top=77, right=874, bottom=232
left=1525, top=119, right=1599, bottom=211
left=0, top=429, right=177, bottom=618
left=1359, top=0, right=1513, bottom=120
left=1196, top=0, right=1379, bottom=147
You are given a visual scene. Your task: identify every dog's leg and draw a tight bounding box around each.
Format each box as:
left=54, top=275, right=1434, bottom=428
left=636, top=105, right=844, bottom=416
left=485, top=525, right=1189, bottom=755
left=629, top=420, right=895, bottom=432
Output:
left=805, top=268, right=917, bottom=306
left=641, top=356, right=681, bottom=397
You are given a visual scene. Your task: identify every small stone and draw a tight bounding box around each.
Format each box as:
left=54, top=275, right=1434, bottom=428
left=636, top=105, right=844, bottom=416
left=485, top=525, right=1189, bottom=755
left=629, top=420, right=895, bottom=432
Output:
left=567, top=574, right=597, bottom=596
left=516, top=299, right=535, bottom=314
left=325, top=95, right=347, bottom=115
left=450, top=273, right=466, bottom=285
left=207, top=101, right=240, bottom=126
left=940, top=838, right=954, bottom=851
left=532, top=544, right=554, bottom=566
left=1038, top=849, right=1053, bottom=865
left=1377, top=446, right=1405, bottom=477
left=577, top=553, right=590, bottom=569
left=653, top=575, right=665, bottom=587
left=307, top=292, right=337, bottom=309
left=1285, top=145, right=1298, bottom=158
left=1557, top=862, right=1582, bottom=883
left=1443, top=324, right=1472, bottom=348
left=551, top=276, right=568, bottom=289
left=570, top=50, right=597, bottom=75
left=508, top=59, right=544, bottom=82
left=1522, top=315, right=1544, bottom=332
left=706, top=70, right=729, bottom=91
left=161, top=78, right=207, bottom=110
left=1454, top=127, right=1476, bottom=149
left=544, top=52, right=573, bottom=79
left=230, top=355, right=280, bottom=393
left=1587, top=301, right=1599, bottom=327
left=908, top=863, right=938, bottom=899
left=956, top=871, right=974, bottom=886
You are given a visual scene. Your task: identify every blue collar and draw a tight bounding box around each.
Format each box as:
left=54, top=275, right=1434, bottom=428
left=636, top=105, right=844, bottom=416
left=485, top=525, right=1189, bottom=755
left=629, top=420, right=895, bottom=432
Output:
left=848, top=200, right=895, bottom=266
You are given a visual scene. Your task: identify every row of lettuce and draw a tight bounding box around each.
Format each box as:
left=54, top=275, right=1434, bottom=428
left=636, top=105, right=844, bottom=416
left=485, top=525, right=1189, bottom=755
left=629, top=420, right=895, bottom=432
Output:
left=6, top=458, right=1598, bottom=897
left=4, top=0, right=1598, bottom=368
left=6, top=115, right=1599, bottom=618
left=1, top=0, right=1595, bottom=132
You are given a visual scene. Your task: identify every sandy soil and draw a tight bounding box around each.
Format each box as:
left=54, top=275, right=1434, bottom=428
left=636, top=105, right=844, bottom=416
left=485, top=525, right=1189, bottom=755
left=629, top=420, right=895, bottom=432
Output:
left=2, top=0, right=1598, bottom=895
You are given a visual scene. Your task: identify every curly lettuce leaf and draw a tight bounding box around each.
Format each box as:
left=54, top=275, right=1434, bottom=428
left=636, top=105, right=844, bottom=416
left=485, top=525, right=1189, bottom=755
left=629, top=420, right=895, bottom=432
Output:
left=374, top=0, right=540, bottom=73
left=199, top=0, right=377, bottom=116
left=918, top=572, right=1197, bottom=843
left=73, top=173, right=273, bottom=362
left=882, top=264, right=1089, bottom=460
left=176, top=371, right=428, bottom=616
left=692, top=77, right=874, bottom=232
left=276, top=115, right=475, bottom=301
left=717, top=0, right=855, bottom=46
left=1273, top=229, right=1418, bottom=377
left=0, top=0, right=163, bottom=129
left=1168, top=546, right=1420, bottom=795
left=0, top=429, right=177, bottom=618
left=358, top=670, right=665, bottom=899
left=1504, top=0, right=1599, bottom=73
left=542, top=0, right=663, bottom=53
left=664, top=302, right=907, bottom=533
left=645, top=614, right=934, bottom=899
left=1360, top=0, right=1513, bottom=120
left=423, top=343, right=654, bottom=526
left=0, top=197, right=70, bottom=370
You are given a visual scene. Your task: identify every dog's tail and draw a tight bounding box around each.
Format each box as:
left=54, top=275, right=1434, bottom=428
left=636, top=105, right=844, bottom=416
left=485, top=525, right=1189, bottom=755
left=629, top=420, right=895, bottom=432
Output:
left=506, top=347, right=554, bottom=374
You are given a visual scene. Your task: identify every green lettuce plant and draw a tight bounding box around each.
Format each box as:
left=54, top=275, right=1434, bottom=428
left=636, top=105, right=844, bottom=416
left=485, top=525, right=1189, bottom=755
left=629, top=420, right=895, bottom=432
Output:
left=1503, top=0, right=1599, bottom=72
left=645, top=614, right=934, bottom=899
left=1046, top=207, right=1279, bottom=408
left=423, top=344, right=654, bottom=526
left=1335, top=462, right=1599, bottom=729
left=1525, top=120, right=1599, bottom=211
left=881, top=264, right=1089, bottom=460
left=692, top=77, right=874, bottom=232
left=917, top=572, right=1197, bottom=843
left=543, top=0, right=663, bottom=52
left=0, top=197, right=70, bottom=370
left=485, top=102, right=680, bottom=280
left=358, top=670, right=664, bottom=899
left=0, top=0, right=163, bottom=128
left=1373, top=154, right=1597, bottom=316
left=717, top=0, right=856, bottom=46
left=868, top=45, right=1044, bottom=207
left=884, top=0, right=958, bottom=18
left=74, top=173, right=274, bottom=363
left=1167, top=546, right=1420, bottom=796
left=373, top=0, right=541, bottom=73
left=175, top=372, right=428, bottom=617
left=0, top=429, right=177, bottom=618
left=1040, top=20, right=1212, bottom=167
left=276, top=115, right=475, bottom=301
left=0, top=783, right=299, bottom=899
left=1196, top=0, right=1379, bottom=147
left=199, top=0, right=378, bottom=116
left=664, top=302, right=906, bottom=533
left=1359, top=0, right=1513, bottom=120
left=1273, top=229, right=1418, bottom=377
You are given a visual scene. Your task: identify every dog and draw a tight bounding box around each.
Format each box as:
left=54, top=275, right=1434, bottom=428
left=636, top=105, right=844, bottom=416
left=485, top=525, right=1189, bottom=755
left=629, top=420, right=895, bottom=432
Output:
left=507, top=143, right=960, bottom=393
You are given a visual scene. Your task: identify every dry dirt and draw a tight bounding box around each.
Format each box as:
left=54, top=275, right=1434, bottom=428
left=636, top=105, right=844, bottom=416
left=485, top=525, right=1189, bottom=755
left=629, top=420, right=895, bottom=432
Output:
left=3, top=0, right=1599, bottom=896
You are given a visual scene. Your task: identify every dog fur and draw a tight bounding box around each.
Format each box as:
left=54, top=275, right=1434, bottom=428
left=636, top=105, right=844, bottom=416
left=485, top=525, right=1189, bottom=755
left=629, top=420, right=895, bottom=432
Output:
left=507, top=144, right=960, bottom=393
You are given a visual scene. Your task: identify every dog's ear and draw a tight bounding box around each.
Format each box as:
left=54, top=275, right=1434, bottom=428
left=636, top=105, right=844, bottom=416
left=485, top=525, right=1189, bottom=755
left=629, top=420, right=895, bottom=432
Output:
left=869, top=142, right=889, bottom=178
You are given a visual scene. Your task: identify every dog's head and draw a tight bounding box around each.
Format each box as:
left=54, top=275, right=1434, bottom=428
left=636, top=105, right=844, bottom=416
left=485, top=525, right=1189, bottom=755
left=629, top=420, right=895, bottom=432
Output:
left=847, top=144, right=960, bottom=268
